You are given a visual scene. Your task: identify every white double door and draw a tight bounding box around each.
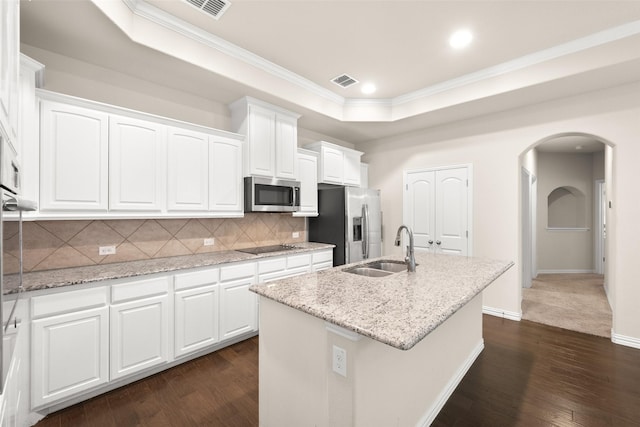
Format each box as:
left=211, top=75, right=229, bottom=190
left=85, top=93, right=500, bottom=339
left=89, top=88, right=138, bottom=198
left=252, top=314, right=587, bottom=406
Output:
left=403, top=166, right=470, bottom=255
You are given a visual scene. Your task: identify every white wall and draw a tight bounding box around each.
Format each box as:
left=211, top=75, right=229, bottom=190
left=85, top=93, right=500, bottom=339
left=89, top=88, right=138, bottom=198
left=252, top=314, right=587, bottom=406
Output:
left=536, top=152, right=595, bottom=272
left=361, top=81, right=640, bottom=342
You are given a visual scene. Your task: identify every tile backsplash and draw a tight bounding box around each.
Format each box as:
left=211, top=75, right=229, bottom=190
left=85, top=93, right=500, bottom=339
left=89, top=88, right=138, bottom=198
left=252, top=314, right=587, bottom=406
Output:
left=3, top=214, right=306, bottom=274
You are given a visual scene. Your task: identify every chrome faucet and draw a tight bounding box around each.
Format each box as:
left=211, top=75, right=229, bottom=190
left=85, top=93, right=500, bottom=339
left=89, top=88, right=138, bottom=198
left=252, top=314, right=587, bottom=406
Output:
left=394, top=225, right=416, bottom=272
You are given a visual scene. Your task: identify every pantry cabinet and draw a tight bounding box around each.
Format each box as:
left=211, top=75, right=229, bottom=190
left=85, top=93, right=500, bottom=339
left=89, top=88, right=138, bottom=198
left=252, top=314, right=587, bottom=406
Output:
left=229, top=96, right=300, bottom=179
left=110, top=277, right=170, bottom=380
left=39, top=100, right=109, bottom=212
left=174, top=269, right=220, bottom=358
left=31, top=287, right=110, bottom=408
left=109, top=115, right=166, bottom=211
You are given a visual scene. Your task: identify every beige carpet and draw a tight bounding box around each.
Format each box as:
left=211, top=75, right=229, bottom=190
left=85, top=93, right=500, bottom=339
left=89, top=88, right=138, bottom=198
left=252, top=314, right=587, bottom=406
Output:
left=522, top=273, right=612, bottom=338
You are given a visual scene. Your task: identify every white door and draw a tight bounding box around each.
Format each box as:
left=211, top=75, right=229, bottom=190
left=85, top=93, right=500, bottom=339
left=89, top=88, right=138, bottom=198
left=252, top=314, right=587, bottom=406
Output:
left=110, top=294, right=169, bottom=380
left=167, top=127, right=209, bottom=211
left=320, top=146, right=344, bottom=184
left=174, top=285, right=219, bottom=358
left=31, top=306, right=109, bottom=408
left=219, top=277, right=257, bottom=341
left=210, top=137, right=243, bottom=213
left=296, top=150, right=318, bottom=216
left=39, top=101, right=109, bottom=211
left=247, top=104, right=275, bottom=177
left=274, top=113, right=298, bottom=180
left=404, top=166, right=470, bottom=255
left=109, top=115, right=165, bottom=211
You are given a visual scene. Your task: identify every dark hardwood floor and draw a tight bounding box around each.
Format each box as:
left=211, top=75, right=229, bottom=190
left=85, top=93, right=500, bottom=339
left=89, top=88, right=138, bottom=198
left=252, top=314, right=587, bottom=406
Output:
left=35, top=316, right=640, bottom=426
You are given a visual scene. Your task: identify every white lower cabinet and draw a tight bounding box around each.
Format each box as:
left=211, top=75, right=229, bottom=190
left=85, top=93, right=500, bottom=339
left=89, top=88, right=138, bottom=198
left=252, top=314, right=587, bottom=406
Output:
left=312, top=249, right=334, bottom=271
left=174, top=268, right=220, bottom=359
left=110, top=277, right=170, bottom=381
left=219, top=262, right=257, bottom=341
left=31, top=287, right=110, bottom=409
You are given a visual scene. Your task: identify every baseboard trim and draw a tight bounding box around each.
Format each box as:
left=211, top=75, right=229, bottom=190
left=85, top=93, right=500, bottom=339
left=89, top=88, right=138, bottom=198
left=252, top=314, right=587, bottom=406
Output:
left=611, top=332, right=640, bottom=349
left=417, top=339, right=484, bottom=427
left=483, top=306, right=522, bottom=321
left=537, top=269, right=596, bottom=274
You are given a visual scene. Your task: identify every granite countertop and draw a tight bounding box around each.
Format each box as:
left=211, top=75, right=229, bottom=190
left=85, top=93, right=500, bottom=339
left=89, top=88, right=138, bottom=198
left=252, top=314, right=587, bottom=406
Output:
left=250, top=252, right=513, bottom=351
left=7, top=242, right=334, bottom=293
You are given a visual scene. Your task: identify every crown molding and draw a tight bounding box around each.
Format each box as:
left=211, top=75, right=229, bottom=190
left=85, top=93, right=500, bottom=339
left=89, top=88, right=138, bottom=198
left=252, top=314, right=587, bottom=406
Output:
left=112, top=1, right=640, bottom=121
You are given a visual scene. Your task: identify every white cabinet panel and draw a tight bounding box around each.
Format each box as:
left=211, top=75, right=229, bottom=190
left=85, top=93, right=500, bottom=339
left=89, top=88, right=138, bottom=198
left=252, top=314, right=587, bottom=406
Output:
left=0, top=0, right=19, bottom=146
left=219, top=278, right=257, bottom=340
left=305, top=141, right=363, bottom=187
left=109, top=115, right=165, bottom=211
left=246, top=104, right=275, bottom=177
left=210, top=137, right=243, bottom=213
left=294, top=149, right=318, bottom=217
left=320, top=145, right=344, bottom=184
left=39, top=101, right=109, bottom=211
left=275, top=114, right=298, bottom=180
left=174, top=284, right=219, bottom=358
left=167, top=127, right=209, bottom=211
left=343, top=149, right=362, bottom=187
left=110, top=294, right=170, bottom=380
left=31, top=306, right=109, bottom=408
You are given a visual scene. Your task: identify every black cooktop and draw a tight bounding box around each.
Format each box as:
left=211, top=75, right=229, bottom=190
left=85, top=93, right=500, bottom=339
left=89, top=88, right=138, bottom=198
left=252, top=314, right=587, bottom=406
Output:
left=236, top=244, right=299, bottom=255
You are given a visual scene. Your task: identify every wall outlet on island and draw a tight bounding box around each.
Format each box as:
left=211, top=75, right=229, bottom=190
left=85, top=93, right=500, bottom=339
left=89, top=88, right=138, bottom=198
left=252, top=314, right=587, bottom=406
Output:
left=332, top=345, right=347, bottom=377
left=204, top=238, right=215, bottom=246
left=292, top=232, right=300, bottom=238
left=99, top=245, right=116, bottom=256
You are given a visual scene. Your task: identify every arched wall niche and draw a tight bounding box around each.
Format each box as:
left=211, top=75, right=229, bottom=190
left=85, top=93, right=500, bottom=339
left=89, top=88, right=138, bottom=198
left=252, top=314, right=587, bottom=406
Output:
left=547, top=185, right=586, bottom=228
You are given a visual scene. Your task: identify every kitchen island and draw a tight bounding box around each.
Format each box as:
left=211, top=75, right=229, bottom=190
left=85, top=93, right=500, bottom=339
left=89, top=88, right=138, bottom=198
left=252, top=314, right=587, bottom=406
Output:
left=250, top=252, right=513, bottom=426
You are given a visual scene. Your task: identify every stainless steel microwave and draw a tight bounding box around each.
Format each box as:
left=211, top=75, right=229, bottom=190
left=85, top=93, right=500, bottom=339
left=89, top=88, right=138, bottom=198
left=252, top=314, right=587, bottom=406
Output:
left=244, top=176, right=300, bottom=212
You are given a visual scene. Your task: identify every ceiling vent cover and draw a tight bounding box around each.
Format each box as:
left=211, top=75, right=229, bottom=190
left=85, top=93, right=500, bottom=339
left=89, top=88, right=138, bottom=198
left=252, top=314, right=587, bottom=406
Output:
left=331, top=74, right=359, bottom=89
left=185, top=0, right=231, bottom=20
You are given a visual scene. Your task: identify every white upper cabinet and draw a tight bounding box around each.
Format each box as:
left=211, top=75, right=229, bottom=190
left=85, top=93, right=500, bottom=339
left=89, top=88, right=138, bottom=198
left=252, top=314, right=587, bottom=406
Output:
left=37, top=91, right=244, bottom=218
left=304, top=140, right=363, bottom=187
left=210, top=136, right=243, bottom=214
left=0, top=0, right=20, bottom=147
left=229, top=96, right=300, bottom=179
left=167, top=127, right=210, bottom=211
left=40, top=100, right=109, bottom=211
left=109, top=115, right=166, bottom=211
left=293, top=149, right=319, bottom=217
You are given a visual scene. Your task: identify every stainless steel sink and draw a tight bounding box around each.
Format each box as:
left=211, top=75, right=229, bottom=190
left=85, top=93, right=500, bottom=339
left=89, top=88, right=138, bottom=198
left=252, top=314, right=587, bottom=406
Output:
left=343, top=260, right=410, bottom=277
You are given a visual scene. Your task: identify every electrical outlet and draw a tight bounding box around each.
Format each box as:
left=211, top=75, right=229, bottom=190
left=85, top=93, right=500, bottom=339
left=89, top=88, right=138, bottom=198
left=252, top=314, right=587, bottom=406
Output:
left=204, top=238, right=215, bottom=246
left=332, top=345, right=347, bottom=377
left=99, top=245, right=116, bottom=256
left=292, top=232, right=300, bottom=238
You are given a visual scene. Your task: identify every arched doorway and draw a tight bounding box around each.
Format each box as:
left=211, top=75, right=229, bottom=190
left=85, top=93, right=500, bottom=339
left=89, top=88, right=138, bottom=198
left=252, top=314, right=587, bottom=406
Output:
left=519, top=133, right=614, bottom=338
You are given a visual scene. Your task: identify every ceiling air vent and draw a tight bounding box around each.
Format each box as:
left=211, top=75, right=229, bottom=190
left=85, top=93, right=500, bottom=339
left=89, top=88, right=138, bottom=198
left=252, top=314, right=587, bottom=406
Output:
left=331, top=74, right=359, bottom=89
left=185, top=0, right=231, bottom=20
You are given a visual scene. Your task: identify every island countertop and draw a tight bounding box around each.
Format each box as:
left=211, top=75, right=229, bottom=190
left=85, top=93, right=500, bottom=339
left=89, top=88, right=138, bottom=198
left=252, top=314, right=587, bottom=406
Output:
left=250, top=252, right=513, bottom=350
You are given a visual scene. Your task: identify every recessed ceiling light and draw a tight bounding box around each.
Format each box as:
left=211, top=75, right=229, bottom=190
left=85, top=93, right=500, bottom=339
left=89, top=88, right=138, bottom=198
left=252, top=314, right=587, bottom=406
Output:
left=449, top=29, right=473, bottom=49
left=361, top=83, right=376, bottom=95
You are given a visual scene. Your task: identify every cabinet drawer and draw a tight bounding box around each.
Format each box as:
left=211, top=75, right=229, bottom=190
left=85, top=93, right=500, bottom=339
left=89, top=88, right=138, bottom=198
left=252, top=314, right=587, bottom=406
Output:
left=31, top=287, right=109, bottom=319
left=287, top=253, right=311, bottom=269
left=258, top=257, right=286, bottom=274
left=220, top=262, right=256, bottom=282
left=111, top=277, right=170, bottom=303
left=174, top=268, right=220, bottom=291
left=313, top=250, right=333, bottom=264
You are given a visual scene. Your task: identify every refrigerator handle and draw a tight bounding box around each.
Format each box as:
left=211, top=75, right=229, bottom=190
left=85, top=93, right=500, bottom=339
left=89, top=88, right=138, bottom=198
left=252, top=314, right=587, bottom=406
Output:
left=362, top=204, right=370, bottom=259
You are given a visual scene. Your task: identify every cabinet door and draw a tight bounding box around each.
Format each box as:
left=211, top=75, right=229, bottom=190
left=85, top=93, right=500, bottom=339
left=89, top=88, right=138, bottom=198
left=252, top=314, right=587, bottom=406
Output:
left=110, top=294, right=169, bottom=380
left=40, top=101, right=109, bottom=211
left=31, top=306, right=109, bottom=408
left=174, top=284, right=219, bottom=358
left=343, top=149, right=362, bottom=187
left=247, top=104, right=275, bottom=177
left=109, top=115, right=165, bottom=211
left=219, top=278, right=257, bottom=341
left=274, top=113, right=298, bottom=180
left=295, top=151, right=318, bottom=216
left=320, top=146, right=344, bottom=184
left=167, top=127, right=209, bottom=211
left=210, top=137, right=243, bottom=213
left=0, top=0, right=19, bottom=145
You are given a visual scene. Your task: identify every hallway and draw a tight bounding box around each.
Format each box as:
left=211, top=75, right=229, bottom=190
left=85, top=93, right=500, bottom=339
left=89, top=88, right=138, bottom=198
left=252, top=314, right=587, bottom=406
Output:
left=522, top=273, right=612, bottom=337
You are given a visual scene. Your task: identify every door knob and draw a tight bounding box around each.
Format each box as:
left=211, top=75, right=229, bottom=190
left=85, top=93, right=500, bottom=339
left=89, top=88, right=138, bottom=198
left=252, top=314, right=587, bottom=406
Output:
left=436, top=240, right=441, bottom=245
left=428, top=240, right=433, bottom=245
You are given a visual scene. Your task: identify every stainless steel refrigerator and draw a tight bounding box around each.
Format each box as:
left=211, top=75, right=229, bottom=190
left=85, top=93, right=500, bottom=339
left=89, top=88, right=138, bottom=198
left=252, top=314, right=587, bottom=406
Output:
left=309, top=185, right=382, bottom=266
